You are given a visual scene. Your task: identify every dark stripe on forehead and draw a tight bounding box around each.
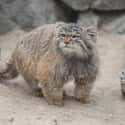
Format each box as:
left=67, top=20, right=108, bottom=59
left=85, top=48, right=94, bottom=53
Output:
left=61, top=24, right=81, bottom=33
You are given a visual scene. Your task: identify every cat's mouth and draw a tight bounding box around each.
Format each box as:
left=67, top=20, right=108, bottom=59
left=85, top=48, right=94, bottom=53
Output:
left=63, top=45, right=74, bottom=49
left=64, top=45, right=70, bottom=48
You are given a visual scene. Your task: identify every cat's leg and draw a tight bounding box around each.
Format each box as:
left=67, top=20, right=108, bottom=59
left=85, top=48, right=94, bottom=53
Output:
left=32, top=88, right=43, bottom=97
left=39, top=80, right=64, bottom=106
left=24, top=78, right=43, bottom=97
left=74, top=77, right=94, bottom=103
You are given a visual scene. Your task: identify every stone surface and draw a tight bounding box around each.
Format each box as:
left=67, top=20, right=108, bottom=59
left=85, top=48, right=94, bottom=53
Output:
left=61, top=0, right=125, bottom=11
left=78, top=10, right=125, bottom=34
left=1, top=0, right=125, bottom=34
left=77, top=11, right=99, bottom=28
left=18, top=0, right=67, bottom=30
left=93, top=0, right=125, bottom=10
left=0, top=0, right=67, bottom=32
left=0, top=15, right=17, bottom=34
left=99, top=12, right=125, bottom=34
left=60, top=0, right=92, bottom=11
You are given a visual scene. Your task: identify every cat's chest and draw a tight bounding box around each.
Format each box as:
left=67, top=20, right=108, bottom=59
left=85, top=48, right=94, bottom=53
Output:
left=60, top=60, right=84, bottom=81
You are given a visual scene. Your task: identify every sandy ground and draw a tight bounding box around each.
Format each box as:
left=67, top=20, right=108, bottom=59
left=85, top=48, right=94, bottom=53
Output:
left=0, top=30, right=125, bottom=125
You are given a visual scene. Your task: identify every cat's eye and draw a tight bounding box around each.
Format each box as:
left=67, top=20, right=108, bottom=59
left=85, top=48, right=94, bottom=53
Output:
left=72, top=35, right=76, bottom=38
left=72, top=34, right=80, bottom=38
left=61, top=34, right=66, bottom=37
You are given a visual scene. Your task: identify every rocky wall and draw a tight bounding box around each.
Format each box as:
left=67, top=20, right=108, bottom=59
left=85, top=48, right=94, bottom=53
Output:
left=0, top=0, right=125, bottom=34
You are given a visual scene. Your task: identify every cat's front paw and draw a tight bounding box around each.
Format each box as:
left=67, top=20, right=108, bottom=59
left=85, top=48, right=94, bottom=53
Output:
left=46, top=99, right=64, bottom=107
left=0, top=61, right=7, bottom=74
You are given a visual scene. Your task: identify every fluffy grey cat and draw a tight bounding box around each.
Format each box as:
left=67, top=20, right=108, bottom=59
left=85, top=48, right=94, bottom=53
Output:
left=0, top=22, right=99, bottom=106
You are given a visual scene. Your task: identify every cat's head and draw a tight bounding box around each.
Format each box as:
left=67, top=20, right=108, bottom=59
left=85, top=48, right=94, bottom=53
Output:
left=53, top=22, right=97, bottom=60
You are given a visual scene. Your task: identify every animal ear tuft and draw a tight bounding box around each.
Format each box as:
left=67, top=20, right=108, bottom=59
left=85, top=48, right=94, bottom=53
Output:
left=55, top=22, right=65, bottom=32
left=86, top=26, right=97, bottom=43
left=56, top=22, right=65, bottom=27
left=86, top=26, right=97, bottom=37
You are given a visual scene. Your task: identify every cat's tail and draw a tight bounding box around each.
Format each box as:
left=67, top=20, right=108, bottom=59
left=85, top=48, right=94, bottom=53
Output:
left=0, top=55, right=19, bottom=81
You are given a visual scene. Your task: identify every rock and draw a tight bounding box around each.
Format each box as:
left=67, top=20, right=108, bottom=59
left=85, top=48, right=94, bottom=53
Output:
left=0, top=15, right=17, bottom=34
left=61, top=0, right=125, bottom=11
left=0, top=0, right=67, bottom=31
left=100, top=12, right=125, bottom=34
left=77, top=11, right=99, bottom=28
left=78, top=10, right=125, bottom=34
left=93, top=0, right=125, bottom=10
left=1, top=0, right=125, bottom=34
left=60, top=0, right=92, bottom=11
left=24, top=0, right=67, bottom=29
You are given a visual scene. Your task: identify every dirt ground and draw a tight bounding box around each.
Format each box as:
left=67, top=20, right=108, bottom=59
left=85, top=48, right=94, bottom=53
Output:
left=0, top=30, right=125, bottom=125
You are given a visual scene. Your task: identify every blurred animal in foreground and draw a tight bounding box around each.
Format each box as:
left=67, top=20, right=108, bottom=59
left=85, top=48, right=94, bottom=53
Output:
left=120, top=71, right=125, bottom=96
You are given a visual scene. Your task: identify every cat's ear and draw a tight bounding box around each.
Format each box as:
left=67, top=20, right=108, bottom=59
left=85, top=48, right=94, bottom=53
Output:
left=80, top=25, right=97, bottom=43
left=86, top=26, right=97, bottom=37
left=86, top=26, right=97, bottom=43
left=55, top=22, right=65, bottom=33
left=56, top=22, right=65, bottom=27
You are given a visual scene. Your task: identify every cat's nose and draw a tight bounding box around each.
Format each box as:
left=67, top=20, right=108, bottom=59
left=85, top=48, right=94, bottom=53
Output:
left=64, top=37, right=71, bottom=44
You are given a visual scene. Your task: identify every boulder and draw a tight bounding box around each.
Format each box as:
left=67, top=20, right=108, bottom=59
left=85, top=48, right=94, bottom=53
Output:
left=61, top=0, right=125, bottom=11
left=99, top=12, right=125, bottom=34
left=0, top=0, right=67, bottom=31
left=0, top=13, right=17, bottom=34
left=77, top=11, right=99, bottom=28
left=93, top=0, right=125, bottom=10
left=60, top=0, right=92, bottom=11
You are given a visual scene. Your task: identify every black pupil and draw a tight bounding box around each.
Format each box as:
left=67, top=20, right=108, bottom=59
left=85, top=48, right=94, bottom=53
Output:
left=72, top=35, right=76, bottom=38
left=62, top=34, right=65, bottom=37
